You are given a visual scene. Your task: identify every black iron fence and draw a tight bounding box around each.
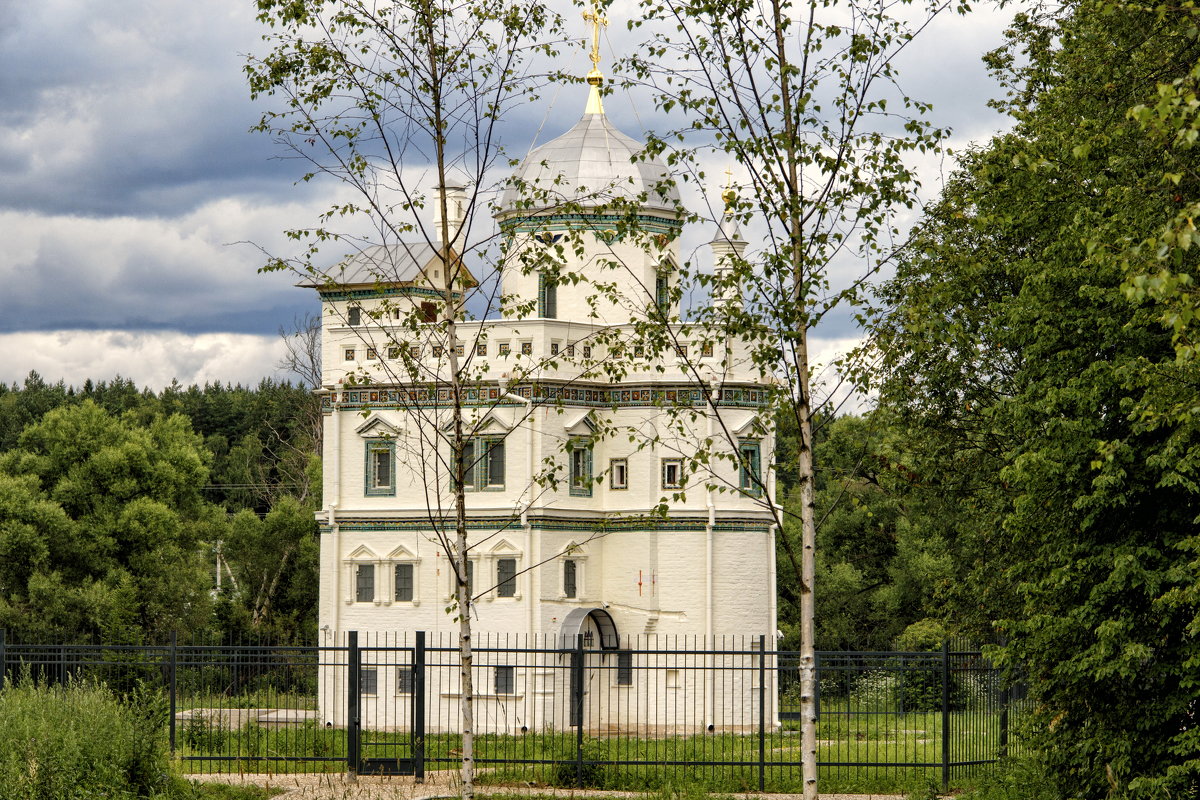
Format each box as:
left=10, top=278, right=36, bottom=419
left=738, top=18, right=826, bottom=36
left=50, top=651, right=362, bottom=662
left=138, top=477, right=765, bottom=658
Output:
left=0, top=629, right=1027, bottom=793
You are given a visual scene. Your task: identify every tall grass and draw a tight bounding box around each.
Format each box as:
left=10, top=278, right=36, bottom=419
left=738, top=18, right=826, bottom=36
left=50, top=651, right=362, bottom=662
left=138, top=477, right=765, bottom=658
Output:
left=0, top=676, right=167, bottom=800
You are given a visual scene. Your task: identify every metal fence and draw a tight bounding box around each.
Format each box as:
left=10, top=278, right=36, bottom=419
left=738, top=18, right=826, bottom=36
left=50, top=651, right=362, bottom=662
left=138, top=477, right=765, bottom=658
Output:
left=0, top=629, right=1027, bottom=793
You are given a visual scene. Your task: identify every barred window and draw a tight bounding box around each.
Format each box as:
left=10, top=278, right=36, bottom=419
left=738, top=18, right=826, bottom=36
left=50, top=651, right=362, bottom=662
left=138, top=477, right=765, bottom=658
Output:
left=497, top=558, right=517, bottom=597
left=617, top=651, right=633, bottom=686
left=494, top=666, right=515, bottom=694
left=564, top=559, right=577, bottom=598
left=394, top=563, right=414, bottom=602
left=360, top=667, right=377, bottom=695
left=355, top=564, right=375, bottom=602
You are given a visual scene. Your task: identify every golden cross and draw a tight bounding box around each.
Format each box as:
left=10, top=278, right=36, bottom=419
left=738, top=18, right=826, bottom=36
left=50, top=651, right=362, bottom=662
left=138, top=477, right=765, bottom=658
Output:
left=721, top=167, right=736, bottom=209
left=583, top=6, right=608, bottom=79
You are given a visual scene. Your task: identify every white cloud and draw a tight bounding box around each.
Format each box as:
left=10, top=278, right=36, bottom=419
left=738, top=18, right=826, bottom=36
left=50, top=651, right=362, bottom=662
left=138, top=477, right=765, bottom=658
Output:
left=0, top=330, right=290, bottom=389
left=809, top=335, right=873, bottom=417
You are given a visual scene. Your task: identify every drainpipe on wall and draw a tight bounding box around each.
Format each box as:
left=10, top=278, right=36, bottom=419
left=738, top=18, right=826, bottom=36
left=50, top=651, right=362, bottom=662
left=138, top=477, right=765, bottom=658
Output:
left=705, top=384, right=719, bottom=731
left=328, top=502, right=340, bottom=639
left=329, top=392, right=342, bottom=638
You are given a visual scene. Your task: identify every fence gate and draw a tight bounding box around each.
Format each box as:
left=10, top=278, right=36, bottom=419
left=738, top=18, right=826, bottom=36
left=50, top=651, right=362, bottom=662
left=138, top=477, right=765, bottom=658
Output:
left=349, top=631, right=426, bottom=778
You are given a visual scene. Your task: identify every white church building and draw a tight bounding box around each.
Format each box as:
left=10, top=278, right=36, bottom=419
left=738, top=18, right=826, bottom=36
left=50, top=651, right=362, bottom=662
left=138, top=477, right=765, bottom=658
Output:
left=310, top=48, right=778, bottom=734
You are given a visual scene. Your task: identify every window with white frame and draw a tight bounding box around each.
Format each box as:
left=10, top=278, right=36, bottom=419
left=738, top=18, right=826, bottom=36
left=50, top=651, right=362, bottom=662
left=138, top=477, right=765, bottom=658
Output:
left=364, top=440, right=395, bottom=496
left=497, top=557, right=517, bottom=597
left=661, top=458, right=683, bottom=490
left=609, top=458, right=628, bottom=490
left=563, top=559, right=578, bottom=598
left=494, top=665, right=515, bottom=694
left=360, top=667, right=378, bottom=695
left=355, top=563, right=375, bottom=603
left=616, top=651, right=634, bottom=686
left=348, top=306, right=362, bottom=326
left=397, top=668, right=414, bottom=694
left=394, top=562, right=415, bottom=602
left=569, top=440, right=592, bottom=497
left=448, top=558, right=474, bottom=598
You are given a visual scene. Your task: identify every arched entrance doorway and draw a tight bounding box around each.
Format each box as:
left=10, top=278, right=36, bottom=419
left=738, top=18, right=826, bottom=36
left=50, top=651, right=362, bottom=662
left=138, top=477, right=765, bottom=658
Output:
left=558, top=608, right=619, bottom=728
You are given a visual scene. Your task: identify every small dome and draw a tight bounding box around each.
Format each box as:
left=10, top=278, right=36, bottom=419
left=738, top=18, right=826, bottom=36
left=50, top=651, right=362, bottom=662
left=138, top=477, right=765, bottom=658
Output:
left=498, top=106, right=681, bottom=216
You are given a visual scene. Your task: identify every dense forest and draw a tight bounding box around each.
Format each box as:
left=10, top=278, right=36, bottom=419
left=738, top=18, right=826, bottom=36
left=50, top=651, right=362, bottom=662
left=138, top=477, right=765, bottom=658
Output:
left=0, top=372, right=321, bottom=644
left=0, top=370, right=948, bottom=652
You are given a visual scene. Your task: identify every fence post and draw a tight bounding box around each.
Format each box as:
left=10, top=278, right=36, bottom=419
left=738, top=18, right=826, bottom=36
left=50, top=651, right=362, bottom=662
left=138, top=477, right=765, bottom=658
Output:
left=574, top=633, right=585, bottom=788
left=347, top=631, right=360, bottom=776
left=0, top=629, right=6, bottom=692
left=758, top=633, right=766, bottom=792
left=998, top=682, right=1010, bottom=760
left=941, top=640, right=951, bottom=794
left=413, top=631, right=426, bottom=783
left=169, top=630, right=178, bottom=755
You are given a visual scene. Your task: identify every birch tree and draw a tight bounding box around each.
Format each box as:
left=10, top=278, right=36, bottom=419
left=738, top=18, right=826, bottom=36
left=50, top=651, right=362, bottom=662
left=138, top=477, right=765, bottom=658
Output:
left=617, top=0, right=963, bottom=795
left=247, top=1, right=569, bottom=795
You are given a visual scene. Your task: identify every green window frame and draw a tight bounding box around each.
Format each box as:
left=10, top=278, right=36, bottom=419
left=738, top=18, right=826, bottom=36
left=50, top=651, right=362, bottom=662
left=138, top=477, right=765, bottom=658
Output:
left=739, top=439, right=762, bottom=495
left=461, top=437, right=505, bottom=492
left=538, top=272, right=558, bottom=318
left=569, top=440, right=593, bottom=497
left=365, top=440, right=396, bottom=496
left=661, top=458, right=683, bottom=490
left=655, top=274, right=669, bottom=313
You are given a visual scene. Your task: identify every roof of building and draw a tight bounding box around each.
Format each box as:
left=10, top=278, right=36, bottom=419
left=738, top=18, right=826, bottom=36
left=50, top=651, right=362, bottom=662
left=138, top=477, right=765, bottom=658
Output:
left=300, top=242, right=473, bottom=289
left=498, top=95, right=681, bottom=217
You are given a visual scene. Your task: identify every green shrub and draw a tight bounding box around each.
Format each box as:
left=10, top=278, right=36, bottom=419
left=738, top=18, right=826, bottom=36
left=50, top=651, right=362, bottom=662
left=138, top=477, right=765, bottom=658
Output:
left=0, top=675, right=168, bottom=800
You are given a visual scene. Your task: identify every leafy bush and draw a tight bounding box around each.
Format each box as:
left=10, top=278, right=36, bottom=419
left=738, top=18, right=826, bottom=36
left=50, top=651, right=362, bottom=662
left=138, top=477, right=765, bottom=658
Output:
left=0, top=675, right=169, bottom=800
left=851, top=670, right=899, bottom=710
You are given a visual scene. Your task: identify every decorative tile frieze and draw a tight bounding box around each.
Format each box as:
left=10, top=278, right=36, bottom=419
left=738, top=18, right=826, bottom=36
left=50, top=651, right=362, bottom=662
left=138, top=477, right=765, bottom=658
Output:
left=319, top=382, right=770, bottom=411
left=321, top=514, right=771, bottom=535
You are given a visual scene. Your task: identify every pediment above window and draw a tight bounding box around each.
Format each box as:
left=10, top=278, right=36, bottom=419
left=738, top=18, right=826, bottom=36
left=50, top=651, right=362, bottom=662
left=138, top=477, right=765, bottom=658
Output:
left=445, top=407, right=515, bottom=435
left=387, top=544, right=419, bottom=561
left=355, top=414, right=399, bottom=438
left=727, top=410, right=766, bottom=438
left=562, top=409, right=596, bottom=437
left=346, top=545, right=379, bottom=562
left=488, top=538, right=521, bottom=555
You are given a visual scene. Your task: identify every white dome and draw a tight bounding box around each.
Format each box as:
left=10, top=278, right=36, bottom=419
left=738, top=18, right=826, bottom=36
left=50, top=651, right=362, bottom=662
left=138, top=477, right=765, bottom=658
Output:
left=498, top=107, right=681, bottom=216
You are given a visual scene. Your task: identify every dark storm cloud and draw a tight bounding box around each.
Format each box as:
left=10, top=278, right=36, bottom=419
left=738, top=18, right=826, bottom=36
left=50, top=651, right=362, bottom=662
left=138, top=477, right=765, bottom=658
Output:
left=0, top=219, right=316, bottom=334
left=0, top=0, right=304, bottom=218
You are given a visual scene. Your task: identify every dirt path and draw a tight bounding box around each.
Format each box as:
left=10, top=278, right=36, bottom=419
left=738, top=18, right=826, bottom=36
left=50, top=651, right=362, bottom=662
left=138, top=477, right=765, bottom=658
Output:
left=194, top=772, right=908, bottom=800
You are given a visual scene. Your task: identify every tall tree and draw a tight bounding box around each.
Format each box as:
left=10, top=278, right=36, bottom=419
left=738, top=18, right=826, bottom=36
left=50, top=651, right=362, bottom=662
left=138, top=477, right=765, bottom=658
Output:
left=869, top=3, right=1200, bottom=794
left=615, top=1, right=961, bottom=793
left=0, top=401, right=214, bottom=641
left=247, top=1, right=570, bottom=794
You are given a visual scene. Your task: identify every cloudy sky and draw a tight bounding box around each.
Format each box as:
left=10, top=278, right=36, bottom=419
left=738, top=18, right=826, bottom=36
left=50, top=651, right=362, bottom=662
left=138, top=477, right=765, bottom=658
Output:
left=0, top=0, right=1017, bottom=391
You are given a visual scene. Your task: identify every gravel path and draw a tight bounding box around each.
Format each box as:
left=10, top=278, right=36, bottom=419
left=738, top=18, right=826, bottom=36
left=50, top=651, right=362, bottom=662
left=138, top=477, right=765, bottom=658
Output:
left=194, top=772, right=909, bottom=800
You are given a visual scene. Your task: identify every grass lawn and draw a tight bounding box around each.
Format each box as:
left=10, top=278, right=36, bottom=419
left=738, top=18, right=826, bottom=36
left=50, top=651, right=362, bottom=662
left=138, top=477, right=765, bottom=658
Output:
left=175, top=700, right=1013, bottom=796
